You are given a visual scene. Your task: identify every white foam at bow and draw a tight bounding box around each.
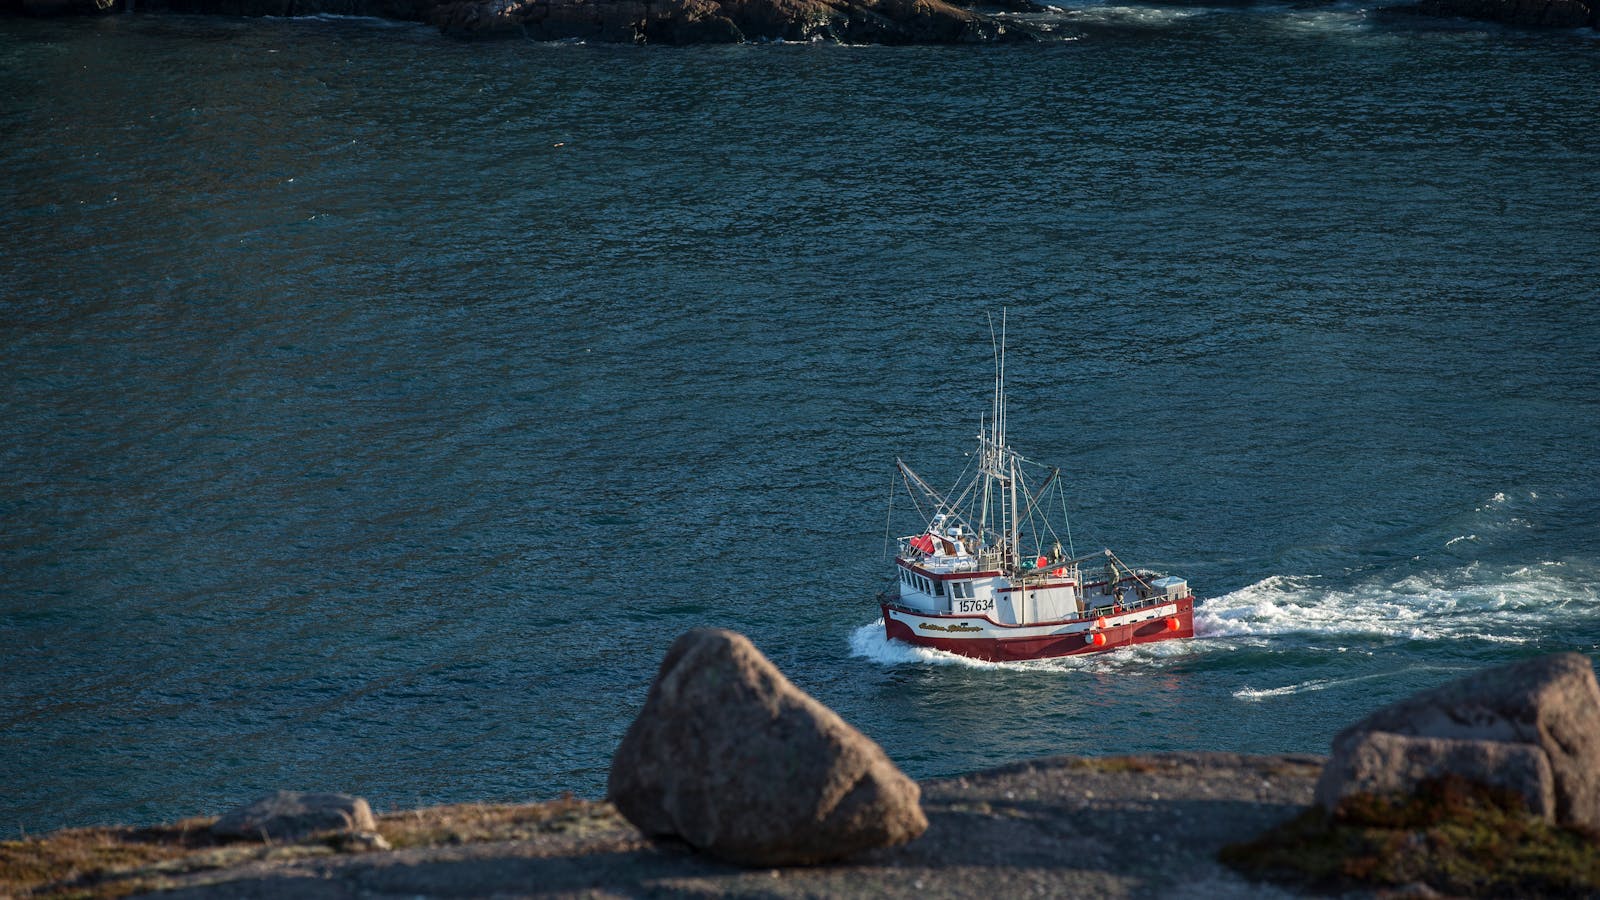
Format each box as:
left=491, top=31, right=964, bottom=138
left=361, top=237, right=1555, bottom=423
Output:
left=847, top=620, right=1199, bottom=672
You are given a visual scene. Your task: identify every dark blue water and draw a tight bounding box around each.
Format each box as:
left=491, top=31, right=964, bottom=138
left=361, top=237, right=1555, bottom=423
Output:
left=2, top=9, right=1598, bottom=834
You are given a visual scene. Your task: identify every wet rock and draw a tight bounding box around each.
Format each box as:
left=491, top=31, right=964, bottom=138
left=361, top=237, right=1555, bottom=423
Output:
left=1322, top=652, right=1600, bottom=829
left=212, top=791, right=379, bottom=842
left=1316, top=731, right=1556, bottom=820
left=607, top=628, right=928, bottom=866
left=428, top=0, right=1028, bottom=42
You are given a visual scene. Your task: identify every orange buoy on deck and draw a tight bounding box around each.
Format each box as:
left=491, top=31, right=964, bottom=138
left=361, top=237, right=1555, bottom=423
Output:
left=1094, top=616, right=1108, bottom=629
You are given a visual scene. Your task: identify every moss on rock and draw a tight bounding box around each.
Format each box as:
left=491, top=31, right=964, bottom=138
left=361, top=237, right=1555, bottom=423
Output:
left=1220, top=775, right=1600, bottom=897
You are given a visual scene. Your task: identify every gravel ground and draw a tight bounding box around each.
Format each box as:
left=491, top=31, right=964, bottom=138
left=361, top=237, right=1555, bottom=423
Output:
left=140, top=753, right=1330, bottom=899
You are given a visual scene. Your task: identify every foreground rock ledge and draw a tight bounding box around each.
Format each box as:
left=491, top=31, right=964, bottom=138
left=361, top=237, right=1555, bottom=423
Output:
left=1317, top=651, right=1600, bottom=830
left=1, top=753, right=1323, bottom=899
left=607, top=627, right=928, bottom=866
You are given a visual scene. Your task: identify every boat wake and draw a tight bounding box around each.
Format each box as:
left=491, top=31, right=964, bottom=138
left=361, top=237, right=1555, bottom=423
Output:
left=1197, top=558, right=1598, bottom=646
left=1233, top=670, right=1414, bottom=701
left=854, top=491, right=1599, bottom=669
left=1043, top=4, right=1208, bottom=27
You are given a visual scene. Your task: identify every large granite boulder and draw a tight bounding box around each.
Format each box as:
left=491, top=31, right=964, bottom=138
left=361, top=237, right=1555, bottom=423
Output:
left=1316, top=731, right=1556, bottom=820
left=607, top=628, right=928, bottom=866
left=212, top=791, right=379, bottom=842
left=1317, top=653, right=1600, bottom=828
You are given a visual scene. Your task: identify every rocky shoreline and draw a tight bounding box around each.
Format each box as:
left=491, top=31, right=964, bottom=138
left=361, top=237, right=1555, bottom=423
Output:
left=2, top=0, right=1594, bottom=41
left=0, top=752, right=1324, bottom=899
left=7, top=644, right=1600, bottom=898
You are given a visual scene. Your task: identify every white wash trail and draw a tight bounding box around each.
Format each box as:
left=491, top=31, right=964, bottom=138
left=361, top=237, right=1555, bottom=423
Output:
left=1196, top=562, right=1599, bottom=646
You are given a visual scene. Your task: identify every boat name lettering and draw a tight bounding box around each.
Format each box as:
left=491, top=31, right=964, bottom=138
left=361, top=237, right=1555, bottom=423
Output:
left=918, top=622, right=983, bottom=633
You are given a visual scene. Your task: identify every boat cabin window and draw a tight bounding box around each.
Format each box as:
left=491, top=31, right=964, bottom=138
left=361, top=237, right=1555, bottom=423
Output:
left=901, top=570, right=938, bottom=596
left=951, top=581, right=974, bottom=600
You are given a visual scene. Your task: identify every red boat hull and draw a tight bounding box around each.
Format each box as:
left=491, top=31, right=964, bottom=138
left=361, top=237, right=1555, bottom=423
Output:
left=881, top=596, right=1196, bottom=662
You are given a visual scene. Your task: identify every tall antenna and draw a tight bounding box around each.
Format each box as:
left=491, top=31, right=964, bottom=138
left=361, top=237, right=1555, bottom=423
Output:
left=988, top=312, right=1001, bottom=453
left=992, top=310, right=1004, bottom=454
left=980, top=309, right=1019, bottom=570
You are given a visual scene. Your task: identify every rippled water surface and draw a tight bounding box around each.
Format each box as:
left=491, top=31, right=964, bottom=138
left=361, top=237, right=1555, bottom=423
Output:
left=2, top=9, right=1598, bottom=832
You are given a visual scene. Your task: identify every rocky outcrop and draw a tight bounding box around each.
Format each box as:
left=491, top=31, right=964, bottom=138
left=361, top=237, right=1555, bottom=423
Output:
left=1407, top=0, right=1597, bottom=28
left=1316, top=730, right=1557, bottom=820
left=212, top=790, right=379, bottom=842
left=428, top=0, right=1028, bottom=43
left=607, top=627, right=927, bottom=866
left=1315, top=652, right=1600, bottom=828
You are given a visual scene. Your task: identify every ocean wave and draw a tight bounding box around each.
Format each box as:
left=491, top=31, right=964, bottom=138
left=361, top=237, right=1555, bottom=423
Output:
left=1269, top=4, right=1378, bottom=36
left=1235, top=670, right=1396, bottom=701
left=262, top=12, right=428, bottom=26
left=1042, top=3, right=1208, bottom=27
left=1233, top=664, right=1472, bottom=701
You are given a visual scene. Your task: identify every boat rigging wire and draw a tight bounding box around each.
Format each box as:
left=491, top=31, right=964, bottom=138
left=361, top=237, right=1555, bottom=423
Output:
left=1057, top=478, right=1076, bottom=559
left=883, top=467, right=897, bottom=561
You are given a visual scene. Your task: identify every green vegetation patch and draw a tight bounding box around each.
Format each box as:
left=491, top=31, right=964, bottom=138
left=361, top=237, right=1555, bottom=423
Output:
left=1220, top=775, right=1600, bottom=897
left=1067, top=756, right=1165, bottom=775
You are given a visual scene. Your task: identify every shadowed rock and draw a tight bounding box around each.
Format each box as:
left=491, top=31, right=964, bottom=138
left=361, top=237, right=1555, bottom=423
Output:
left=607, top=628, right=928, bottom=866
left=427, top=0, right=1030, bottom=43
left=1319, top=652, right=1600, bottom=829
left=212, top=791, right=378, bottom=842
left=1316, top=731, right=1556, bottom=820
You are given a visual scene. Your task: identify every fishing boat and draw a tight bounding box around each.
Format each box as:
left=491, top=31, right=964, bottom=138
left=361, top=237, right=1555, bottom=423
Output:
left=878, top=320, right=1196, bottom=661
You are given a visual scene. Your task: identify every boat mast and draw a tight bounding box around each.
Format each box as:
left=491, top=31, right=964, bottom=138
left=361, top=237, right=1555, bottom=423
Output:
left=979, top=311, right=1022, bottom=573
left=1002, top=314, right=1020, bottom=571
